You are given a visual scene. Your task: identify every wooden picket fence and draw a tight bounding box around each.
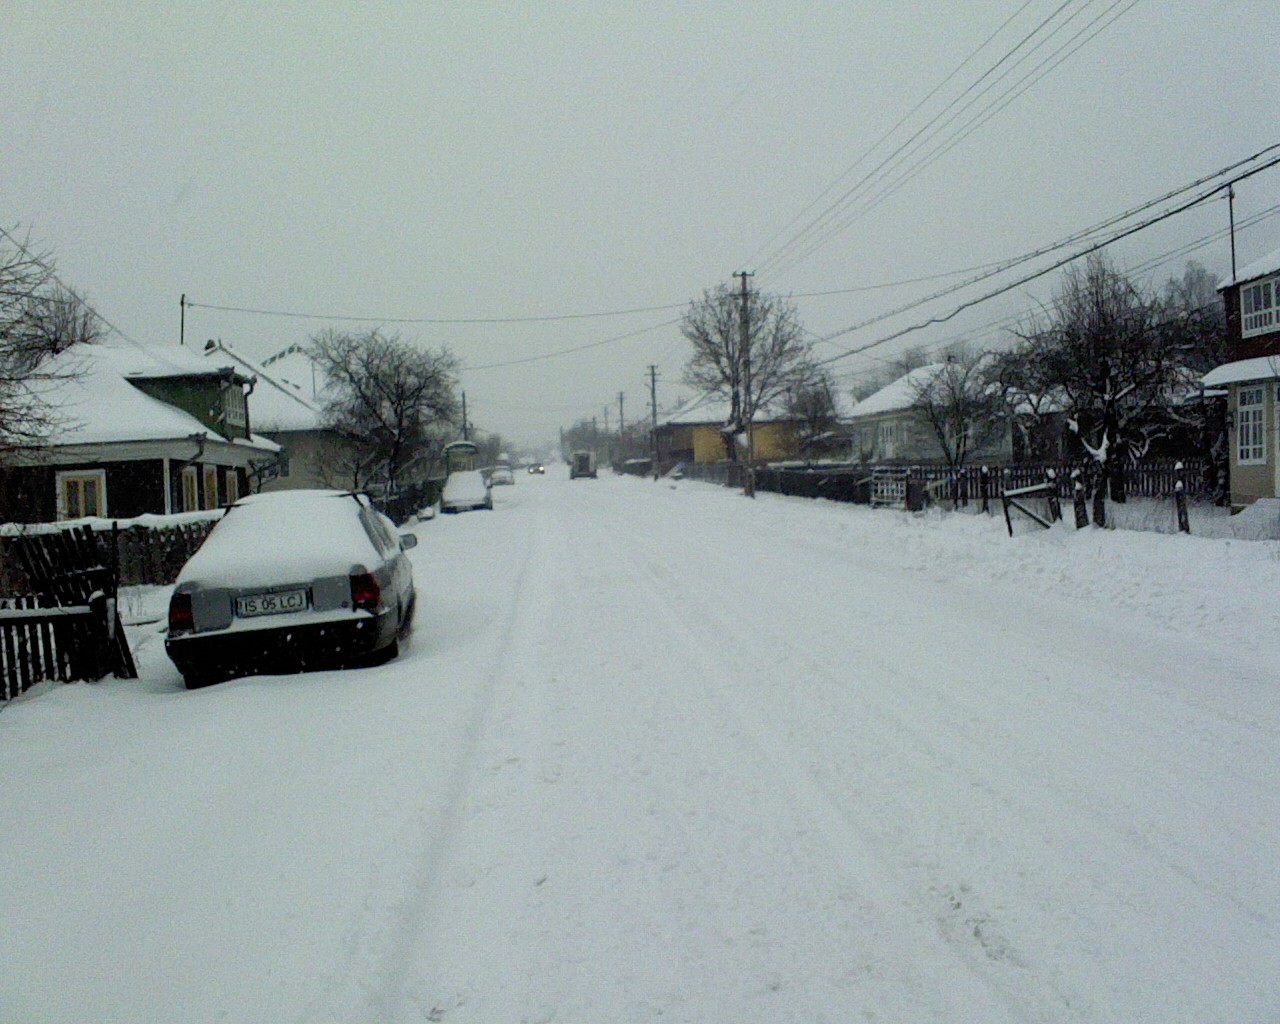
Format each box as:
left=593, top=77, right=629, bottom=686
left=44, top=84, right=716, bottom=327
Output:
left=0, top=524, right=138, bottom=702
left=0, top=594, right=120, bottom=701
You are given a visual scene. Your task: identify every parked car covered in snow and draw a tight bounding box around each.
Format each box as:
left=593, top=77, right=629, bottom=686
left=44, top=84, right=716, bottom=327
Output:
left=441, top=469, right=493, bottom=512
left=165, top=490, right=417, bottom=688
left=489, top=464, right=515, bottom=486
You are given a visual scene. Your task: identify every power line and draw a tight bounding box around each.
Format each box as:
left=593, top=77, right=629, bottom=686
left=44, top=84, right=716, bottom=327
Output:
left=765, top=0, right=1142, bottom=281
left=0, top=222, right=145, bottom=349
left=745, top=0, right=1041, bottom=270
left=184, top=297, right=687, bottom=325
left=823, top=198, right=1280, bottom=389
left=462, top=317, right=682, bottom=372
left=797, top=0, right=1141, bottom=269
left=812, top=148, right=1280, bottom=368
left=807, top=144, right=1280, bottom=354
left=757, top=0, right=1105, bottom=279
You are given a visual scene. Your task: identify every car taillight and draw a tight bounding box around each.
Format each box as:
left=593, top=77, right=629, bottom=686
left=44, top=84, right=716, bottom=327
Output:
left=169, top=592, right=194, bottom=634
left=350, top=573, right=380, bottom=614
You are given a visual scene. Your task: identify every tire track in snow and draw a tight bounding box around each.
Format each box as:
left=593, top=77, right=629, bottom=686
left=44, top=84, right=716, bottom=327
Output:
left=593, top=532, right=1072, bottom=1023
left=296, top=508, right=546, bottom=1024
left=629, top=522, right=1276, bottom=934
left=614, top=499, right=1275, bottom=1018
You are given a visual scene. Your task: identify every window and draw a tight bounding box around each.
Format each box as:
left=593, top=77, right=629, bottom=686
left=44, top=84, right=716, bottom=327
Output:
left=224, top=469, right=239, bottom=505
left=57, top=470, right=106, bottom=519
left=221, top=384, right=247, bottom=429
left=181, top=467, right=199, bottom=511
left=203, top=466, right=219, bottom=509
left=1237, top=386, right=1265, bottom=465
left=877, top=420, right=899, bottom=458
left=1240, top=275, right=1278, bottom=338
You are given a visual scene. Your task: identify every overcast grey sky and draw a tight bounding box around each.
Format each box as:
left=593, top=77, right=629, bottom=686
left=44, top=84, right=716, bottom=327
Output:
left=5, top=2, right=1279, bottom=448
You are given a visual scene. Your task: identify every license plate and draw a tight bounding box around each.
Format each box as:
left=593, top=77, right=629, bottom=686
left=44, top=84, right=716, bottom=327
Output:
left=236, top=588, right=307, bottom=618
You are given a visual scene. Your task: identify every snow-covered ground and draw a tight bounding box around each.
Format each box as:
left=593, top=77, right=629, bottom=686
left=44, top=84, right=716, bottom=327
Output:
left=2, top=472, right=1277, bottom=1023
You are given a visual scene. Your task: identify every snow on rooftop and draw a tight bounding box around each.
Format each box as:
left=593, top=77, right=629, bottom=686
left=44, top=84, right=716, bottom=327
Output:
left=40, top=345, right=225, bottom=445
left=848, top=363, right=949, bottom=418
left=203, top=342, right=322, bottom=432
left=35, top=343, right=276, bottom=450
left=659, top=386, right=856, bottom=428
left=1202, top=355, right=1280, bottom=387
left=1218, top=245, right=1280, bottom=289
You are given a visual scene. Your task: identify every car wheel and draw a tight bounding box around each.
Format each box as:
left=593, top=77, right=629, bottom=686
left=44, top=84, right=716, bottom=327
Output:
left=398, top=593, right=416, bottom=639
left=183, top=669, right=222, bottom=690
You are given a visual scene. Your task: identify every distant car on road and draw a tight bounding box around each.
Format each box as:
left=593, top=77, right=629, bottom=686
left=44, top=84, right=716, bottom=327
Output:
left=490, top=465, right=515, bottom=486
left=527, top=463, right=545, bottom=474
left=441, top=469, right=493, bottom=512
left=570, top=450, right=598, bottom=479
left=165, top=490, right=417, bottom=689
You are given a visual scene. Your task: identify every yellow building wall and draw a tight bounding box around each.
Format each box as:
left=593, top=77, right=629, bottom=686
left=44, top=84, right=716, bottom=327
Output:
left=689, top=422, right=799, bottom=463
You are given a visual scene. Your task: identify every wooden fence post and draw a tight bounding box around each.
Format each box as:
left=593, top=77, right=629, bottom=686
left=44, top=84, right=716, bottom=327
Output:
left=1174, top=461, right=1191, bottom=534
left=1045, top=469, right=1061, bottom=523
left=1071, top=469, right=1089, bottom=529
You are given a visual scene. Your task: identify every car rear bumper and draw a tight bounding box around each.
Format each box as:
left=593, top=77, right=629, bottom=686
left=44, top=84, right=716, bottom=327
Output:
left=166, top=610, right=396, bottom=681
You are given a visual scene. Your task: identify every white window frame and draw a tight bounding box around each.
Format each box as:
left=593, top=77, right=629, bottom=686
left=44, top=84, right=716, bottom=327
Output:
left=1240, top=274, right=1278, bottom=339
left=877, top=420, right=899, bottom=459
left=221, top=384, right=247, bottom=429
left=181, top=466, right=199, bottom=512
left=202, top=465, right=219, bottom=509
left=56, top=469, right=107, bottom=520
left=1237, top=386, right=1266, bottom=465
left=224, top=469, right=239, bottom=504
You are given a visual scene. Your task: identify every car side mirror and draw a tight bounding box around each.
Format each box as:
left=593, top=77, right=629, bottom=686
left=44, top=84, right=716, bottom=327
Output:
left=399, top=533, right=418, bottom=550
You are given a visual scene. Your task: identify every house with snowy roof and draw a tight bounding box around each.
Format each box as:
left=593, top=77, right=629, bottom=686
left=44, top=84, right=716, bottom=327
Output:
left=202, top=340, right=349, bottom=492
left=0, top=343, right=280, bottom=523
left=654, top=394, right=805, bottom=465
left=846, top=363, right=1015, bottom=464
left=1203, top=246, right=1280, bottom=509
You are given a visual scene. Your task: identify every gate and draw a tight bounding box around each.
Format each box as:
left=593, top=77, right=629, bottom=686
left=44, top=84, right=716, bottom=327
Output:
left=0, top=525, right=136, bottom=701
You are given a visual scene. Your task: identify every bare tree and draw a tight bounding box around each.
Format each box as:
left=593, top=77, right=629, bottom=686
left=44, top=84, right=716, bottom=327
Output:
left=0, top=235, right=104, bottom=454
left=1009, top=253, right=1181, bottom=525
left=1155, top=260, right=1230, bottom=502
left=785, top=370, right=842, bottom=460
left=308, top=329, right=458, bottom=496
left=682, top=285, right=814, bottom=463
left=988, top=341, right=1066, bottom=463
left=909, top=350, right=1003, bottom=504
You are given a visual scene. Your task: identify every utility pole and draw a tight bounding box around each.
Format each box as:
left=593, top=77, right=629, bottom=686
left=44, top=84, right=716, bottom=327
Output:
left=461, top=391, right=469, bottom=440
left=1228, top=185, right=1238, bottom=282
left=618, top=392, right=625, bottom=438
left=733, top=270, right=756, bottom=497
left=648, top=365, right=659, bottom=479
left=179, top=294, right=186, bottom=346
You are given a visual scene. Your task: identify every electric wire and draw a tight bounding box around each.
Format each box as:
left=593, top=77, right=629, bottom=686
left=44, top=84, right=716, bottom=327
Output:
left=805, top=144, right=1280, bottom=355
left=765, top=0, right=1141, bottom=281
left=811, top=150, right=1280, bottom=368
left=184, top=297, right=687, bottom=325
left=786, top=0, right=1142, bottom=273
left=744, top=0, right=1040, bottom=270
left=756, top=0, right=1095, bottom=279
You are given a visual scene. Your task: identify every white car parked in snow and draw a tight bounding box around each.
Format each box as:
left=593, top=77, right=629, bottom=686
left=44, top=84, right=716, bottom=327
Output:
left=165, top=490, right=417, bottom=688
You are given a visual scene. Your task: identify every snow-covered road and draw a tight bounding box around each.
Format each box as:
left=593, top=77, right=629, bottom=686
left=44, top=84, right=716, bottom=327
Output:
left=3, top=472, right=1278, bottom=1023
